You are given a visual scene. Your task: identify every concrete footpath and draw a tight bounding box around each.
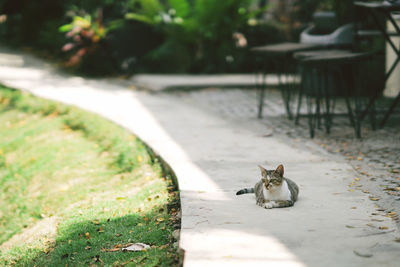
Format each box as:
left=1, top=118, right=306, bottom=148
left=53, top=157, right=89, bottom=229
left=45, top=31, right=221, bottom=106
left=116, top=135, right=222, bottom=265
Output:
left=1, top=46, right=399, bottom=267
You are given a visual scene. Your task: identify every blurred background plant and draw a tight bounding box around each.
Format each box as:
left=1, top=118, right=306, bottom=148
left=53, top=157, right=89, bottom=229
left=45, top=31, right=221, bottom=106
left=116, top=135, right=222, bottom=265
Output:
left=125, top=0, right=272, bottom=73
left=59, top=8, right=123, bottom=74
left=0, top=0, right=359, bottom=75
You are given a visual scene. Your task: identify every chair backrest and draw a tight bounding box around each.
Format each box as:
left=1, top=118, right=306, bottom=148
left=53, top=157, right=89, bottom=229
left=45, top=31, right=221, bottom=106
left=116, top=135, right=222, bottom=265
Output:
left=312, top=12, right=339, bottom=35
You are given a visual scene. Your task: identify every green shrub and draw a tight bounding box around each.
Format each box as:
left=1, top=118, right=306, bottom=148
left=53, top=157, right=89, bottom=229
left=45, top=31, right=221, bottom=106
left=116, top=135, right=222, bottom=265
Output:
left=125, top=0, right=267, bottom=73
left=0, top=0, right=283, bottom=74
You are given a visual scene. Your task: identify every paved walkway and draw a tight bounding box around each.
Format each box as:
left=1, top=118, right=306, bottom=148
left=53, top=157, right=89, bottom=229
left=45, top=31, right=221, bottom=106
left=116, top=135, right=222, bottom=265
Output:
left=1, top=46, right=400, bottom=267
left=130, top=73, right=297, bottom=91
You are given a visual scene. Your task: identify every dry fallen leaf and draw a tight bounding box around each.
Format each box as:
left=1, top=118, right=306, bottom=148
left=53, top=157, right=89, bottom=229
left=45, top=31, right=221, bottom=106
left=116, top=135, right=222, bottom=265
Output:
left=379, top=226, right=388, bottom=230
left=85, top=232, right=90, bottom=239
left=354, top=250, right=372, bottom=258
left=156, top=217, right=165, bottom=222
left=369, top=197, right=380, bottom=201
left=383, top=188, right=395, bottom=191
left=101, top=247, right=121, bottom=252
left=92, top=220, right=100, bottom=225
left=122, top=243, right=150, bottom=252
left=386, top=212, right=397, bottom=218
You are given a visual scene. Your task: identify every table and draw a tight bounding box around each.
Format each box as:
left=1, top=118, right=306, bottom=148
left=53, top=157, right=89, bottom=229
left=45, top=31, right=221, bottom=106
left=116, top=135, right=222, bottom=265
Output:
left=251, top=42, right=322, bottom=119
left=354, top=1, right=400, bottom=127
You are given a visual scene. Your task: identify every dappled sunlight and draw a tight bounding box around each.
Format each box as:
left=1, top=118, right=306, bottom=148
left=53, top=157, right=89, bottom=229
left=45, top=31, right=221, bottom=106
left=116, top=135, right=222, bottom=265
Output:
left=0, top=53, right=24, bottom=67
left=0, top=66, right=45, bottom=80
left=181, top=229, right=306, bottom=267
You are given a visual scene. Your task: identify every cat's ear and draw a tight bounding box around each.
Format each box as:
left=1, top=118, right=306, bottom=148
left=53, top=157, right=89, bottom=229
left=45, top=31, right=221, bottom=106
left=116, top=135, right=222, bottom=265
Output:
left=275, top=164, right=284, bottom=177
left=258, top=165, right=268, bottom=177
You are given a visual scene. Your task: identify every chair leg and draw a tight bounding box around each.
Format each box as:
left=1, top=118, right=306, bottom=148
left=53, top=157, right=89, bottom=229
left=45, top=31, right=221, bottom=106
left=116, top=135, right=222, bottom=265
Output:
left=353, top=65, right=362, bottom=138
left=368, top=99, right=377, bottom=130
left=354, top=95, right=362, bottom=138
left=278, top=72, right=293, bottom=120
left=380, top=93, right=400, bottom=128
left=306, top=95, right=315, bottom=138
left=324, top=68, right=332, bottom=134
left=295, top=82, right=303, bottom=125
left=316, top=69, right=322, bottom=130
left=345, top=97, right=356, bottom=127
left=257, top=72, right=266, bottom=119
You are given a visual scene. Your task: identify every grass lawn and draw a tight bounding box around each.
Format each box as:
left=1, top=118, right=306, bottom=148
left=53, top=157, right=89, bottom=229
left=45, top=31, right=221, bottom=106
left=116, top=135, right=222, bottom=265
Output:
left=0, top=86, right=181, bottom=266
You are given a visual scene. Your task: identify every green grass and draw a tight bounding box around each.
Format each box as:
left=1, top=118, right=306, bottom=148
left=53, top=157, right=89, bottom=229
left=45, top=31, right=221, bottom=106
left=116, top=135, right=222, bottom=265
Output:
left=0, top=86, right=181, bottom=266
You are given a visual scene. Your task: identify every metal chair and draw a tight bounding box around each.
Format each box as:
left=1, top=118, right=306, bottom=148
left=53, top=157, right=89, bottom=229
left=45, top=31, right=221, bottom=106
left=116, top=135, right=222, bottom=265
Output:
left=296, top=51, right=376, bottom=138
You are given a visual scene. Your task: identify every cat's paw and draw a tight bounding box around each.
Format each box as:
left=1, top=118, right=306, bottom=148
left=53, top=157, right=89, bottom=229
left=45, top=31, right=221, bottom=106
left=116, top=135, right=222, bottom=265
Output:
left=263, top=202, right=274, bottom=209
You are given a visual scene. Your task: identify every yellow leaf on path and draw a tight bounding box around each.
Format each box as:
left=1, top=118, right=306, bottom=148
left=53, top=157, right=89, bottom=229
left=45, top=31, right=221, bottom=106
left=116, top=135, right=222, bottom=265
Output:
left=386, top=212, right=397, bottom=218
left=369, top=197, right=380, bottom=201
left=354, top=177, right=360, bottom=181
left=379, top=226, right=388, bottom=230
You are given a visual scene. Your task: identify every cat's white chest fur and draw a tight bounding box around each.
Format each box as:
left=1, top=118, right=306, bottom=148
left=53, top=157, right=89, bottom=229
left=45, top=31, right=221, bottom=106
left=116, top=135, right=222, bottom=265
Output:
left=262, top=180, right=291, bottom=201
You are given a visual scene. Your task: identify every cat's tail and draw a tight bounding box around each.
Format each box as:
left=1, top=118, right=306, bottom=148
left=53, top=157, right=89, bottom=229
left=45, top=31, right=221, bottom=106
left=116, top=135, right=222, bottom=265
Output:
left=236, top=188, right=254, bottom=195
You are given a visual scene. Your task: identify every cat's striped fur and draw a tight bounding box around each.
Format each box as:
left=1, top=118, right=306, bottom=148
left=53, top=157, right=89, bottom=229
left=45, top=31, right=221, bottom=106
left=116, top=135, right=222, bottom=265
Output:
left=236, top=165, right=299, bottom=209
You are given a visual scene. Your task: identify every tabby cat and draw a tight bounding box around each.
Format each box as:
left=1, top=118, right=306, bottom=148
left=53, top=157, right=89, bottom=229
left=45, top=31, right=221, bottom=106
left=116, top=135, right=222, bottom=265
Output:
left=236, top=164, right=299, bottom=209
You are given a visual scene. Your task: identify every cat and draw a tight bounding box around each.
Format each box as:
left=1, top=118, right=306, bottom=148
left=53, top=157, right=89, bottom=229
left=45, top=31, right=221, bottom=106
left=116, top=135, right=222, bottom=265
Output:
left=236, top=164, right=299, bottom=209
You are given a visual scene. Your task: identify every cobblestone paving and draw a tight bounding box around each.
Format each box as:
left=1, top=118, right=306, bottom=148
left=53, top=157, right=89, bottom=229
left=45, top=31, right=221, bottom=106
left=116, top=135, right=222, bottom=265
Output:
left=164, top=87, right=400, bottom=226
